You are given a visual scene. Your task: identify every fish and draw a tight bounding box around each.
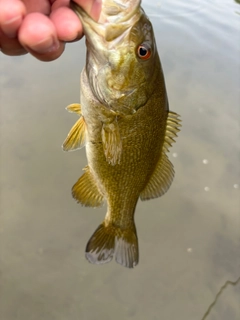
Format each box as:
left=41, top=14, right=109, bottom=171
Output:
left=62, top=0, right=181, bottom=268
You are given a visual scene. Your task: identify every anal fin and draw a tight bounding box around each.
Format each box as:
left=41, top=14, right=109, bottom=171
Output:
left=101, top=121, right=122, bottom=165
left=72, top=166, right=104, bottom=207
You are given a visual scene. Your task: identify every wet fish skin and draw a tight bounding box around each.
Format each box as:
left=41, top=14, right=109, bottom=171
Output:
left=63, top=0, right=181, bottom=268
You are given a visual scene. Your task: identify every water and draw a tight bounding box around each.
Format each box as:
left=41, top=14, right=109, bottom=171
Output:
left=0, top=0, right=239, bottom=319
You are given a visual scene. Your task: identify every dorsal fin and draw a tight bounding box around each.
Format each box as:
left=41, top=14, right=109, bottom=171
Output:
left=163, top=111, right=181, bottom=152
left=140, top=111, right=181, bottom=200
left=72, top=166, right=104, bottom=207
left=140, top=153, right=175, bottom=200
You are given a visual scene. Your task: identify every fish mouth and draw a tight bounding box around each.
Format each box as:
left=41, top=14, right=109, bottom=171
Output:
left=71, top=0, right=141, bottom=43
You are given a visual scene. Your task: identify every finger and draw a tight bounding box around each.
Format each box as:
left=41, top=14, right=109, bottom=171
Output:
left=0, top=0, right=26, bottom=38
left=21, top=0, right=51, bottom=14
left=74, top=0, right=102, bottom=20
left=27, top=42, right=65, bottom=61
left=18, top=13, right=64, bottom=61
left=0, top=29, right=27, bottom=55
left=50, top=0, right=101, bottom=42
left=50, top=6, right=83, bottom=42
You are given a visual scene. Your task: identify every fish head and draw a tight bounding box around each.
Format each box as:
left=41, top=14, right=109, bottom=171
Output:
left=72, top=0, right=160, bottom=114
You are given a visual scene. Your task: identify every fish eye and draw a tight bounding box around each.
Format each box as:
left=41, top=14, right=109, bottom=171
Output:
left=137, top=43, right=152, bottom=60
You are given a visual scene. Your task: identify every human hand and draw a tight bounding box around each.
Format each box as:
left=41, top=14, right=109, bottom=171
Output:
left=0, top=0, right=101, bottom=61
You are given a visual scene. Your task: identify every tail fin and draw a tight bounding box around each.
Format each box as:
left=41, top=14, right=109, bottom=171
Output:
left=85, top=222, right=139, bottom=268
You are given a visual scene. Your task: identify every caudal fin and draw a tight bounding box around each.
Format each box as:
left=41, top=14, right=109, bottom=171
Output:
left=85, top=222, right=139, bottom=268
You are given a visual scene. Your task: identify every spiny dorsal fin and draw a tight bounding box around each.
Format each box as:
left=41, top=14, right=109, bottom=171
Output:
left=163, top=111, right=181, bottom=152
left=72, top=166, right=104, bottom=207
left=140, top=153, right=175, bottom=200
left=85, top=221, right=138, bottom=268
left=66, top=103, right=82, bottom=115
left=62, top=115, right=86, bottom=151
left=101, top=121, right=122, bottom=165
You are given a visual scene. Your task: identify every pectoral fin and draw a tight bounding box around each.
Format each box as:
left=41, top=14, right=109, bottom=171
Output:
left=101, top=122, right=122, bottom=165
left=72, top=166, right=104, bottom=207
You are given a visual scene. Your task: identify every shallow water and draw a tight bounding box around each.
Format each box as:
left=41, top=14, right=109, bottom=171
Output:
left=0, top=0, right=239, bottom=319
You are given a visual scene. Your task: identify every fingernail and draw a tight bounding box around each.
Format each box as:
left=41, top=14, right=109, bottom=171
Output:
left=30, top=36, right=60, bottom=54
left=2, top=15, right=22, bottom=38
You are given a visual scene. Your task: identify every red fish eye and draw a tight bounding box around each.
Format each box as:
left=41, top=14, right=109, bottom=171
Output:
left=137, top=44, right=151, bottom=60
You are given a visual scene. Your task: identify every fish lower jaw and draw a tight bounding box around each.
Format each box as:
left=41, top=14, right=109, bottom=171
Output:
left=99, top=0, right=141, bottom=24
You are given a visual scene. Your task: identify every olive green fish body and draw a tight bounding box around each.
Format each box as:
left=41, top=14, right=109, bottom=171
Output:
left=63, top=0, right=181, bottom=268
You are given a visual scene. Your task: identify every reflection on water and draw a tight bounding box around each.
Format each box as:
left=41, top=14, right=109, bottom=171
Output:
left=0, top=0, right=239, bottom=319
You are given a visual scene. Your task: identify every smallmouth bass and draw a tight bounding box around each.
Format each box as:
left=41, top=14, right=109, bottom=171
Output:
left=63, top=0, right=181, bottom=268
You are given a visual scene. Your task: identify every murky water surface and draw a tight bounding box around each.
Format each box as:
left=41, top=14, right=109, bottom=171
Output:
left=0, top=0, right=239, bottom=319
